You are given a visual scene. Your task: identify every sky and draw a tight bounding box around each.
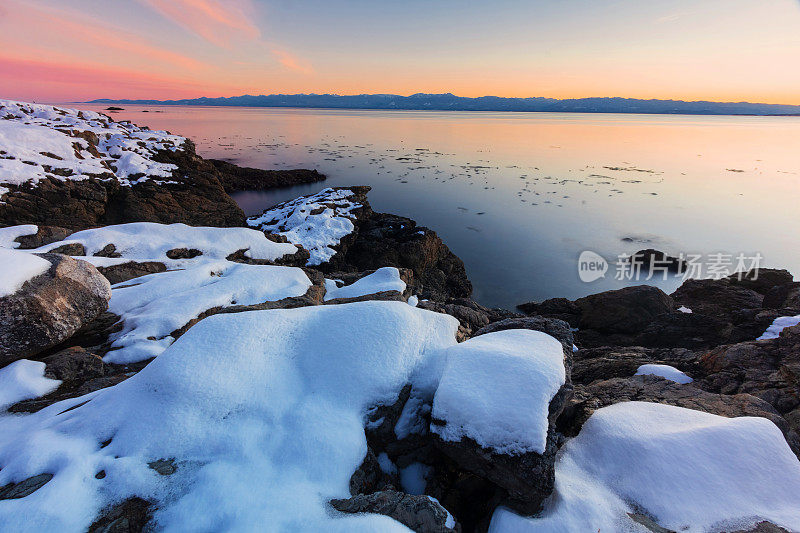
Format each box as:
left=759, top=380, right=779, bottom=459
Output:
left=1, top=0, right=799, bottom=104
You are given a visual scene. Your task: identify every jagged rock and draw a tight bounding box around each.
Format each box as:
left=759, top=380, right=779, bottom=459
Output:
left=87, top=497, right=152, bottom=533
left=0, top=254, right=111, bottom=366
left=671, top=278, right=763, bottom=317
left=517, top=297, right=581, bottom=327
left=349, top=448, right=398, bottom=496
left=331, top=490, right=458, bottom=533
left=48, top=242, right=86, bottom=256
left=42, top=346, right=105, bottom=382
left=208, top=159, right=325, bottom=192
left=575, top=285, right=674, bottom=334
left=96, top=261, right=167, bottom=284
left=474, top=316, right=575, bottom=360
left=13, top=225, right=72, bottom=249
left=727, top=268, right=794, bottom=295
left=0, top=473, right=53, bottom=500
left=700, top=324, right=800, bottom=437
left=165, top=247, right=202, bottom=259
left=557, top=375, right=800, bottom=455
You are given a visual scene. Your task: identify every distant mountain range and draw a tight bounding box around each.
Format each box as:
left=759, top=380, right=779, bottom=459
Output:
left=88, top=93, right=800, bottom=116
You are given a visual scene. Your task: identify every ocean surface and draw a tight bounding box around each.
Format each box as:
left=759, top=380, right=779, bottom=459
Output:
left=80, top=104, right=800, bottom=310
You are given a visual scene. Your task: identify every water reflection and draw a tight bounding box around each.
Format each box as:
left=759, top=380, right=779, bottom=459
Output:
left=81, top=104, right=800, bottom=309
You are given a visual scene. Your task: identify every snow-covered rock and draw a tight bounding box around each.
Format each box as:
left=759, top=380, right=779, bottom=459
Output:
left=324, top=267, right=406, bottom=301
left=31, top=222, right=300, bottom=268
left=432, top=330, right=566, bottom=455
left=0, top=360, right=61, bottom=410
left=0, top=99, right=185, bottom=198
left=105, top=261, right=313, bottom=364
left=0, top=224, right=38, bottom=249
left=635, top=363, right=693, bottom=384
left=0, top=301, right=460, bottom=531
left=490, top=401, right=800, bottom=533
left=247, top=187, right=364, bottom=265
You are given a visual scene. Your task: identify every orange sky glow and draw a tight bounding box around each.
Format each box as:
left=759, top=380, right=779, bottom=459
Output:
left=1, top=0, right=799, bottom=104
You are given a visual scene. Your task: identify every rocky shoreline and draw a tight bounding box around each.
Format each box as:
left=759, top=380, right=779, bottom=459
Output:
left=1, top=100, right=800, bottom=533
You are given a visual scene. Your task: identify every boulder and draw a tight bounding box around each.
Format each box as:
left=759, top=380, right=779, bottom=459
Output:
left=41, top=346, right=105, bottom=383
left=331, top=490, right=458, bottom=533
left=629, top=248, right=687, bottom=273
left=474, top=316, right=575, bottom=365
left=671, top=278, right=763, bottom=317
left=763, top=282, right=800, bottom=310
left=0, top=254, right=111, bottom=366
left=516, top=297, right=580, bottom=327
left=575, top=285, right=673, bottom=334
left=727, top=268, right=794, bottom=295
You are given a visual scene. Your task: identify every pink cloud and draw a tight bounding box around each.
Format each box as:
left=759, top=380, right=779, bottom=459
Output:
left=270, top=49, right=313, bottom=75
left=139, top=0, right=260, bottom=47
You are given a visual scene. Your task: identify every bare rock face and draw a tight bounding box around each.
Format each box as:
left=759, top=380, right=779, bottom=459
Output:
left=96, top=261, right=167, bottom=285
left=569, top=346, right=698, bottom=385
left=87, top=497, right=152, bottom=533
left=575, top=285, right=674, bottom=334
left=671, top=278, right=763, bottom=317
left=331, top=490, right=458, bottom=533
left=0, top=254, right=111, bottom=366
left=700, top=324, right=800, bottom=437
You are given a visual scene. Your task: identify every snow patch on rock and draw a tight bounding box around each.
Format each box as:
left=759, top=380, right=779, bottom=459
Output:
left=758, top=315, right=800, bottom=340
left=0, top=248, right=50, bottom=297
left=324, top=267, right=406, bottom=301
left=0, top=360, right=61, bottom=410
left=105, top=261, right=313, bottom=364
left=0, top=224, right=37, bottom=249
left=247, top=188, right=362, bottom=265
left=635, top=364, right=693, bottom=384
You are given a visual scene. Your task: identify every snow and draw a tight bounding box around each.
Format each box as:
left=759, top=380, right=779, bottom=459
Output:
left=0, top=249, right=50, bottom=297
left=376, top=452, right=398, bottom=475
left=490, top=402, right=800, bottom=533
left=324, top=267, right=406, bottom=301
left=635, top=364, right=693, bottom=384
left=247, top=188, right=362, bottom=265
left=0, top=224, right=37, bottom=248
left=0, top=301, right=459, bottom=532
left=32, top=222, right=299, bottom=267
left=431, top=329, right=566, bottom=455
left=0, top=360, right=61, bottom=410
left=0, top=100, right=186, bottom=196
left=408, top=295, right=419, bottom=307
left=104, top=261, right=313, bottom=364
left=678, top=305, right=693, bottom=313
left=758, top=314, right=800, bottom=340
left=400, top=462, right=433, bottom=495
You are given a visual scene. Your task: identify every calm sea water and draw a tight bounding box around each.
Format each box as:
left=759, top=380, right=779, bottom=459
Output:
left=80, top=104, right=800, bottom=309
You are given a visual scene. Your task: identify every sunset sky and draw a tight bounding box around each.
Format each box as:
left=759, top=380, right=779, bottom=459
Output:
left=1, top=0, right=799, bottom=104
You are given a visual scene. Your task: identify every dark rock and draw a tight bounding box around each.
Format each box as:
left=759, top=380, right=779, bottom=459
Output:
left=165, top=247, right=202, bottom=260
left=147, top=458, right=177, bottom=476
left=700, top=324, right=800, bottom=436
left=575, top=285, right=674, bottom=334
left=48, top=242, right=86, bottom=256
left=0, top=254, right=111, bottom=366
left=349, top=448, right=398, bottom=496
left=0, top=473, right=54, bottom=500
left=727, top=268, right=794, bottom=295
left=671, top=278, right=763, bottom=317
left=94, top=244, right=121, bottom=258
left=42, top=346, right=105, bottom=382
left=97, top=261, right=167, bottom=285
left=331, top=490, right=458, bottom=533
left=732, top=522, right=793, bottom=533
left=763, top=282, right=800, bottom=309
left=517, top=297, right=581, bottom=327
left=557, top=375, right=800, bottom=455
left=13, top=225, right=72, bottom=249
left=208, top=159, right=325, bottom=192
left=629, top=249, right=686, bottom=273
left=88, top=497, right=152, bottom=533
left=474, top=316, right=574, bottom=359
